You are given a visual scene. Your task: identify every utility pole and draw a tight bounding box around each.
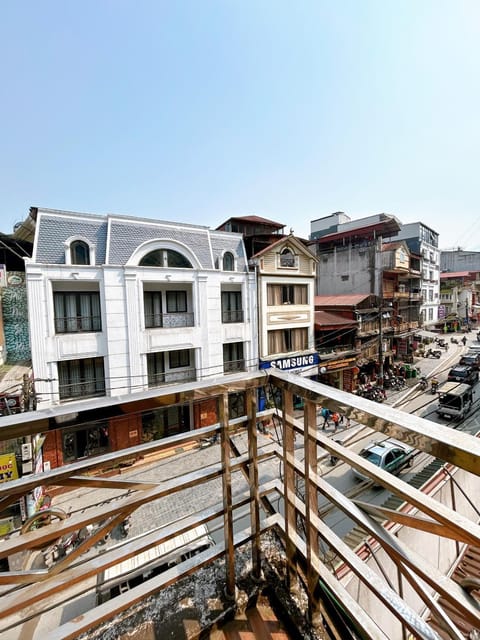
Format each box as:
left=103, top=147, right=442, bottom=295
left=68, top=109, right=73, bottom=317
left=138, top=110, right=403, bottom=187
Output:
left=378, top=304, right=383, bottom=386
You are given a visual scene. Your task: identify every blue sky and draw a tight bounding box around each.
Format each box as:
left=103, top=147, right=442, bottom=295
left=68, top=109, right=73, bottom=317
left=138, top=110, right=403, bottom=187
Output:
left=2, top=1, right=480, bottom=249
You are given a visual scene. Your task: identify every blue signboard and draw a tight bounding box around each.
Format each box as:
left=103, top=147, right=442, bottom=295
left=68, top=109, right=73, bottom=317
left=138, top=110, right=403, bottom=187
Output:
left=260, top=352, right=320, bottom=371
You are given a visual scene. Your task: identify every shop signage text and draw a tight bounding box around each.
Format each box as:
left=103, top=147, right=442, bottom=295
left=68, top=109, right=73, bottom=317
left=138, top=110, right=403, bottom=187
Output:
left=260, top=353, right=320, bottom=371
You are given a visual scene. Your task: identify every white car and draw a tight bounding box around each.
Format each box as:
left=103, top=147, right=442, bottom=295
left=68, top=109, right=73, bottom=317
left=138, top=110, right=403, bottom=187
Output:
left=353, top=439, right=414, bottom=482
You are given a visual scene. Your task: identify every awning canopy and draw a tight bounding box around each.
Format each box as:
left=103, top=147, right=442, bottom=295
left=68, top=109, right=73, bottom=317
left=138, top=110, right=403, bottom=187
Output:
left=415, top=329, right=438, bottom=339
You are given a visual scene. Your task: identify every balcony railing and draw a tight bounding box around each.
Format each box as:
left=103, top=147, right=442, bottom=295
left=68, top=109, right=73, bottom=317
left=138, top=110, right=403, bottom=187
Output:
left=223, top=359, right=246, bottom=373
left=221, top=309, right=244, bottom=324
left=145, top=312, right=194, bottom=329
left=148, top=368, right=196, bottom=387
left=55, top=315, right=102, bottom=333
left=1, top=373, right=480, bottom=638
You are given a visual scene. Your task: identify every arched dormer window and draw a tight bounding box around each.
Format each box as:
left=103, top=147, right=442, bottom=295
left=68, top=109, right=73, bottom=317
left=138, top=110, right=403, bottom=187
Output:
left=279, top=247, right=296, bottom=268
left=139, top=249, right=193, bottom=268
left=71, top=240, right=90, bottom=265
left=223, top=252, right=235, bottom=271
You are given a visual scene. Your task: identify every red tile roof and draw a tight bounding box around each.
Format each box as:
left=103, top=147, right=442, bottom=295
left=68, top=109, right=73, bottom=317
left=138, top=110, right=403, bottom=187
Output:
left=314, top=310, right=357, bottom=328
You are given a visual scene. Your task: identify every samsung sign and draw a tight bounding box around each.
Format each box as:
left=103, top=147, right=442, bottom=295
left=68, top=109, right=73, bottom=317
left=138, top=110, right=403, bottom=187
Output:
left=260, top=353, right=320, bottom=371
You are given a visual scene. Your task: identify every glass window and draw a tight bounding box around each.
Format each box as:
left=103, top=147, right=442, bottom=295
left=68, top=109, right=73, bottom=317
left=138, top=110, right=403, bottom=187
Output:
left=221, top=291, right=243, bottom=323
left=144, top=291, right=163, bottom=328
left=140, top=249, right=192, bottom=268
left=58, top=357, right=105, bottom=400
left=166, top=291, right=187, bottom=313
left=279, top=247, right=296, bottom=268
left=267, top=328, right=308, bottom=354
left=54, top=292, right=101, bottom=333
left=267, top=284, right=307, bottom=305
left=222, top=252, right=234, bottom=271
left=169, top=349, right=190, bottom=369
left=70, top=241, right=90, bottom=265
left=147, top=352, right=165, bottom=387
left=223, top=342, right=245, bottom=373
left=63, top=423, right=109, bottom=462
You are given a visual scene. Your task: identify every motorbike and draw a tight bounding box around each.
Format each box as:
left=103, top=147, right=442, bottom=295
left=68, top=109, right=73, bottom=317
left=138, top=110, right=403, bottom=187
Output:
left=430, top=379, right=439, bottom=394
left=418, top=376, right=428, bottom=391
left=424, top=348, right=441, bottom=359
left=451, top=337, right=459, bottom=344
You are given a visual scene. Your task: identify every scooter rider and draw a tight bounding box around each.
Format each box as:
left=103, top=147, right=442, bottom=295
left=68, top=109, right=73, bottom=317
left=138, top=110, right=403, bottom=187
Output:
left=430, top=377, right=439, bottom=394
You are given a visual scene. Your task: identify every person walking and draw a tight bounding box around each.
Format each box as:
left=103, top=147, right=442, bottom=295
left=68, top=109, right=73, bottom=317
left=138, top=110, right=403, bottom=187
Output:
left=321, top=407, right=331, bottom=430
left=331, top=412, right=340, bottom=432
left=462, top=335, right=467, bottom=347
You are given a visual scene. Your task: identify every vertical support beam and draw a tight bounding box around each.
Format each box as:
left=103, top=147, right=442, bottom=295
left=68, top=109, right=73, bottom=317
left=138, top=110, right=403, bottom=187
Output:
left=219, top=392, right=235, bottom=598
left=304, top=399, right=322, bottom=626
left=450, top=478, right=461, bottom=557
left=247, top=387, right=261, bottom=580
left=282, top=386, right=298, bottom=592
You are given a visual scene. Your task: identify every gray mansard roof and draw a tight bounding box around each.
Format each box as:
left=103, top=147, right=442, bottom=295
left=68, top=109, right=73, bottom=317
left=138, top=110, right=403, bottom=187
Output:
left=33, top=208, right=248, bottom=271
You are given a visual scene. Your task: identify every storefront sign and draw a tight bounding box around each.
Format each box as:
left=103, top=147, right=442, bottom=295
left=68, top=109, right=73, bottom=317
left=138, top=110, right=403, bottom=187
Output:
left=321, top=357, right=357, bottom=372
left=0, top=454, right=19, bottom=483
left=260, top=352, right=320, bottom=371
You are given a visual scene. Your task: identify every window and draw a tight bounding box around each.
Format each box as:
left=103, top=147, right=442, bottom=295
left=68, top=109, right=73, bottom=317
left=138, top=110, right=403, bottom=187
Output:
left=267, top=284, right=307, bottom=305
left=279, top=247, right=296, bottom=268
left=141, top=405, right=190, bottom=441
left=54, top=292, right=101, bottom=333
left=228, top=392, right=246, bottom=419
left=144, top=292, right=163, bottom=328
left=70, top=240, right=90, bottom=265
left=223, top=342, right=245, bottom=373
left=221, top=291, right=243, bottom=323
left=169, top=349, right=190, bottom=368
left=267, top=328, right=308, bottom=355
left=147, top=352, right=165, bottom=386
left=144, top=289, right=192, bottom=328
left=147, top=350, right=195, bottom=386
left=63, top=423, right=109, bottom=462
left=58, top=357, right=105, bottom=400
left=223, top=252, right=234, bottom=271
left=428, top=308, right=434, bottom=321
left=166, top=291, right=187, bottom=313
left=140, top=249, right=192, bottom=268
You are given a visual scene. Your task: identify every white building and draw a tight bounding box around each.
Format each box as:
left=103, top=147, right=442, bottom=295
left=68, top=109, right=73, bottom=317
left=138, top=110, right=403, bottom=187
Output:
left=394, top=222, right=440, bottom=327
left=25, top=208, right=258, bottom=409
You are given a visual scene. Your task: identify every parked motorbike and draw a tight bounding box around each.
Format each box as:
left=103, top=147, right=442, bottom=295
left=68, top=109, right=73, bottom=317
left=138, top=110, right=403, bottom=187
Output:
left=197, top=433, right=219, bottom=448
left=424, top=348, right=441, bottom=359
left=451, top=337, right=459, bottom=344
left=418, top=376, right=428, bottom=391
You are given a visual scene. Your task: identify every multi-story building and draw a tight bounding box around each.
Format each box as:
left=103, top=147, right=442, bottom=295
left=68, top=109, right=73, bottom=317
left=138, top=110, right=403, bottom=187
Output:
left=394, top=221, right=440, bottom=327
left=309, top=212, right=422, bottom=370
left=23, top=207, right=258, bottom=468
left=217, top=216, right=318, bottom=383
left=439, top=270, right=480, bottom=329
left=441, top=248, right=480, bottom=273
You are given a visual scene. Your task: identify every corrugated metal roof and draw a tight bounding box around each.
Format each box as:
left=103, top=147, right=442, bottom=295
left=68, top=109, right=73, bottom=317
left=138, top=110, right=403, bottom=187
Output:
left=315, top=294, right=373, bottom=307
left=314, top=310, right=357, bottom=327
left=440, top=270, right=478, bottom=279
left=216, top=215, right=285, bottom=228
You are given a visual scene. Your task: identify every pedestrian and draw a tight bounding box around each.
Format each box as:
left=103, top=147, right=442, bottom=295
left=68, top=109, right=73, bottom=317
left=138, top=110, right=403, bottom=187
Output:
left=462, top=335, right=467, bottom=346
left=321, top=407, right=331, bottom=430
left=331, top=412, right=340, bottom=432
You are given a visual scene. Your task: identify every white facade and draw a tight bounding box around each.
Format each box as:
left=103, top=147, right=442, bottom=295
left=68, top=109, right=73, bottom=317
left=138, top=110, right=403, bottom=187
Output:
left=26, top=208, right=258, bottom=408
left=395, top=222, right=440, bottom=326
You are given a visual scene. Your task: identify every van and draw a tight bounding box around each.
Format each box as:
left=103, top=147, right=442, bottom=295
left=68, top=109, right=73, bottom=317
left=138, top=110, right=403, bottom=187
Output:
left=96, top=524, right=214, bottom=604
left=437, top=382, right=473, bottom=421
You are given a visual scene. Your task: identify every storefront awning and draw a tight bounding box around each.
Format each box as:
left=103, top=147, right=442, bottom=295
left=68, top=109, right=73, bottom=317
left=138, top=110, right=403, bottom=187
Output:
left=415, top=329, right=438, bottom=339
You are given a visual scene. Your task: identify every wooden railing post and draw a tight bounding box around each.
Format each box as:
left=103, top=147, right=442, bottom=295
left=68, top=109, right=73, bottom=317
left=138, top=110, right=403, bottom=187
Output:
left=246, top=387, right=261, bottom=581
left=219, top=391, right=236, bottom=598
left=282, top=387, right=298, bottom=592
